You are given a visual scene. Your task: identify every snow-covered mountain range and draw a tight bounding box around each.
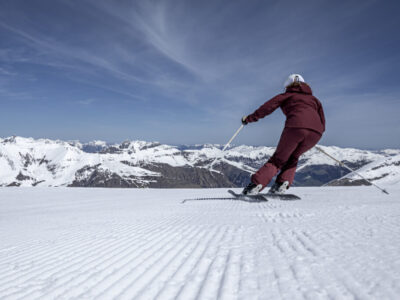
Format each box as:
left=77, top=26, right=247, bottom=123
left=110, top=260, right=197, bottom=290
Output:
left=1, top=136, right=399, bottom=188
left=328, top=154, right=400, bottom=186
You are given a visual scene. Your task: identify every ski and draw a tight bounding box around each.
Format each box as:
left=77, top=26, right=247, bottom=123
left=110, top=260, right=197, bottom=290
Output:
left=182, top=197, right=236, bottom=203
left=182, top=195, right=266, bottom=203
left=263, top=193, right=301, bottom=200
left=228, top=189, right=301, bottom=201
left=182, top=190, right=300, bottom=203
left=227, top=190, right=268, bottom=202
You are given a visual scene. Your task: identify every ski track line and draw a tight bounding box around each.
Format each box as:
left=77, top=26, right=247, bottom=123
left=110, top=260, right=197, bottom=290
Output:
left=257, top=211, right=304, bottom=224
left=249, top=229, right=281, bottom=299
left=173, top=226, right=229, bottom=300
left=197, top=228, right=233, bottom=299
left=26, top=219, right=180, bottom=300
left=0, top=225, right=105, bottom=266
left=153, top=226, right=223, bottom=300
left=53, top=217, right=189, bottom=299
left=268, top=228, right=304, bottom=299
left=301, top=229, right=372, bottom=299
left=0, top=219, right=157, bottom=285
left=111, top=224, right=204, bottom=298
left=1, top=200, right=95, bottom=217
left=0, top=234, right=118, bottom=297
left=329, top=211, right=400, bottom=297
left=284, top=229, right=339, bottom=299
left=88, top=221, right=200, bottom=299
left=215, top=227, right=243, bottom=300
left=135, top=226, right=219, bottom=300
left=0, top=224, right=134, bottom=281
left=281, top=230, right=328, bottom=298
left=191, top=226, right=235, bottom=300
left=53, top=220, right=188, bottom=296
left=214, top=248, right=233, bottom=300
left=299, top=229, right=374, bottom=299
left=310, top=220, right=400, bottom=299
left=271, top=225, right=374, bottom=299
left=1, top=229, right=142, bottom=299
left=237, top=227, right=260, bottom=300
left=114, top=225, right=209, bottom=299
left=0, top=217, right=179, bottom=299
left=0, top=209, right=142, bottom=266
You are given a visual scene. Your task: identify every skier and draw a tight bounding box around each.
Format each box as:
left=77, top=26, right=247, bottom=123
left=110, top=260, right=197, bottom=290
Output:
left=241, top=74, right=325, bottom=195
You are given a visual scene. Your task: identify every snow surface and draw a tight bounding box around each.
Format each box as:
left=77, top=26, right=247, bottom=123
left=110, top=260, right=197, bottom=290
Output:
left=0, top=187, right=399, bottom=299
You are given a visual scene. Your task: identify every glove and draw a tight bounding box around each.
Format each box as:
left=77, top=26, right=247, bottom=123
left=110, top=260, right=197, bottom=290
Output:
left=241, top=116, right=248, bottom=125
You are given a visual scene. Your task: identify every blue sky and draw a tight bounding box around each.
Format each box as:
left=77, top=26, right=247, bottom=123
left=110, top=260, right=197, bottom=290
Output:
left=0, top=0, right=399, bottom=148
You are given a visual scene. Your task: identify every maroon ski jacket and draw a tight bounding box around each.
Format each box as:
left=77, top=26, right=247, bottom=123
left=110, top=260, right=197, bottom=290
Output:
left=246, top=83, right=326, bottom=134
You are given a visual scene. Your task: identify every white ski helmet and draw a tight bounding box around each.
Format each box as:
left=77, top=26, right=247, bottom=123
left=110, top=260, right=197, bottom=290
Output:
left=284, top=74, right=305, bottom=88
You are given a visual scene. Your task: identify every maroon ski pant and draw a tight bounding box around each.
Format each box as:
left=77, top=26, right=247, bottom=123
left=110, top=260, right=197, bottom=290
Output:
left=251, top=127, right=321, bottom=189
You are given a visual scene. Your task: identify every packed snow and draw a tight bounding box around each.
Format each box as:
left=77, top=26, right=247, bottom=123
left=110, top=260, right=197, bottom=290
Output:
left=0, top=186, right=399, bottom=299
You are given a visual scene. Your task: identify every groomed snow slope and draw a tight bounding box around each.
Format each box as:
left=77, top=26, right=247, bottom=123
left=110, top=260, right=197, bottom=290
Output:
left=0, top=187, right=399, bottom=299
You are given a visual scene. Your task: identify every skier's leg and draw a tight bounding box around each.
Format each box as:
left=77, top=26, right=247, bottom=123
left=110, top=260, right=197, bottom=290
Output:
left=277, top=129, right=322, bottom=185
left=250, top=162, right=279, bottom=189
left=275, top=155, right=299, bottom=186
left=251, top=128, right=305, bottom=189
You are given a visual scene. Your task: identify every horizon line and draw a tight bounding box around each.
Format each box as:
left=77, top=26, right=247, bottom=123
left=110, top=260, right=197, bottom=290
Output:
left=0, top=135, right=397, bottom=151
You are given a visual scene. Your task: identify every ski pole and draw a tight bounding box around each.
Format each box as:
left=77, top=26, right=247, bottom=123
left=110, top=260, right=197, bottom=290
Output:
left=209, top=124, right=244, bottom=169
left=315, top=146, right=389, bottom=195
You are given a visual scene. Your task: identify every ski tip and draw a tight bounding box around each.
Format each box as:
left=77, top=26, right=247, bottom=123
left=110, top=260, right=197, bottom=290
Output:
left=227, top=189, right=238, bottom=196
left=382, top=189, right=389, bottom=195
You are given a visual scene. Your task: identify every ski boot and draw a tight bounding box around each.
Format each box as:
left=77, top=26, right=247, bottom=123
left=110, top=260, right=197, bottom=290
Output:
left=242, top=182, right=263, bottom=195
left=268, top=181, right=289, bottom=194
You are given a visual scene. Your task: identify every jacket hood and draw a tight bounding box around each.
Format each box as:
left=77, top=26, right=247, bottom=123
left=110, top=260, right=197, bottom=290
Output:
left=286, top=82, right=312, bottom=95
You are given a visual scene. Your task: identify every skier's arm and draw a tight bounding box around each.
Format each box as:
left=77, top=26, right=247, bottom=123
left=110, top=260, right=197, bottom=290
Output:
left=246, top=94, right=288, bottom=123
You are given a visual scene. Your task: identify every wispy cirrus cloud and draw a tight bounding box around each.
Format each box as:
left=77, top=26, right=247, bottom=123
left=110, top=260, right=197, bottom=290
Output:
left=0, top=0, right=399, bottom=147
